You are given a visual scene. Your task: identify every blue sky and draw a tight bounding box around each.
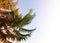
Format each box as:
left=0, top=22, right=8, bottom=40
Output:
left=17, top=0, right=60, bottom=43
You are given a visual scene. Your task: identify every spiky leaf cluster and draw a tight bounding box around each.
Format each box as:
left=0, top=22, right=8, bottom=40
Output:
left=0, top=0, right=35, bottom=43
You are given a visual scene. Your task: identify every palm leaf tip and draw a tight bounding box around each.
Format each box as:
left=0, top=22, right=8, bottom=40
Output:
left=28, top=9, right=33, bottom=14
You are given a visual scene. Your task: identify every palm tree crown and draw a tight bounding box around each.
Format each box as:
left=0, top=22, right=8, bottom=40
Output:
left=0, top=0, right=35, bottom=43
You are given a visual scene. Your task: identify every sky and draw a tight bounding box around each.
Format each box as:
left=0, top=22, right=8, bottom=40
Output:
left=17, top=0, right=60, bottom=43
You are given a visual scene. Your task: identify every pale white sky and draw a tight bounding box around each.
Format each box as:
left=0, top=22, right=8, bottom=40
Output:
left=17, top=0, right=60, bottom=43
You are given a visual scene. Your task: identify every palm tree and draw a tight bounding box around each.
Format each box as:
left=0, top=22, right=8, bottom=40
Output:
left=0, top=0, right=35, bottom=43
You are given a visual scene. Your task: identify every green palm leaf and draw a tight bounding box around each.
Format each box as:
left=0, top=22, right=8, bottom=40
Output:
left=13, top=9, right=35, bottom=27
left=19, top=9, right=35, bottom=27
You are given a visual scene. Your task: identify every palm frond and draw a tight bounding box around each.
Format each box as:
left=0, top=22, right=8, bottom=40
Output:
left=7, top=29, right=31, bottom=41
left=19, top=28, right=36, bottom=33
left=14, top=9, right=35, bottom=27
left=19, top=9, right=35, bottom=27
